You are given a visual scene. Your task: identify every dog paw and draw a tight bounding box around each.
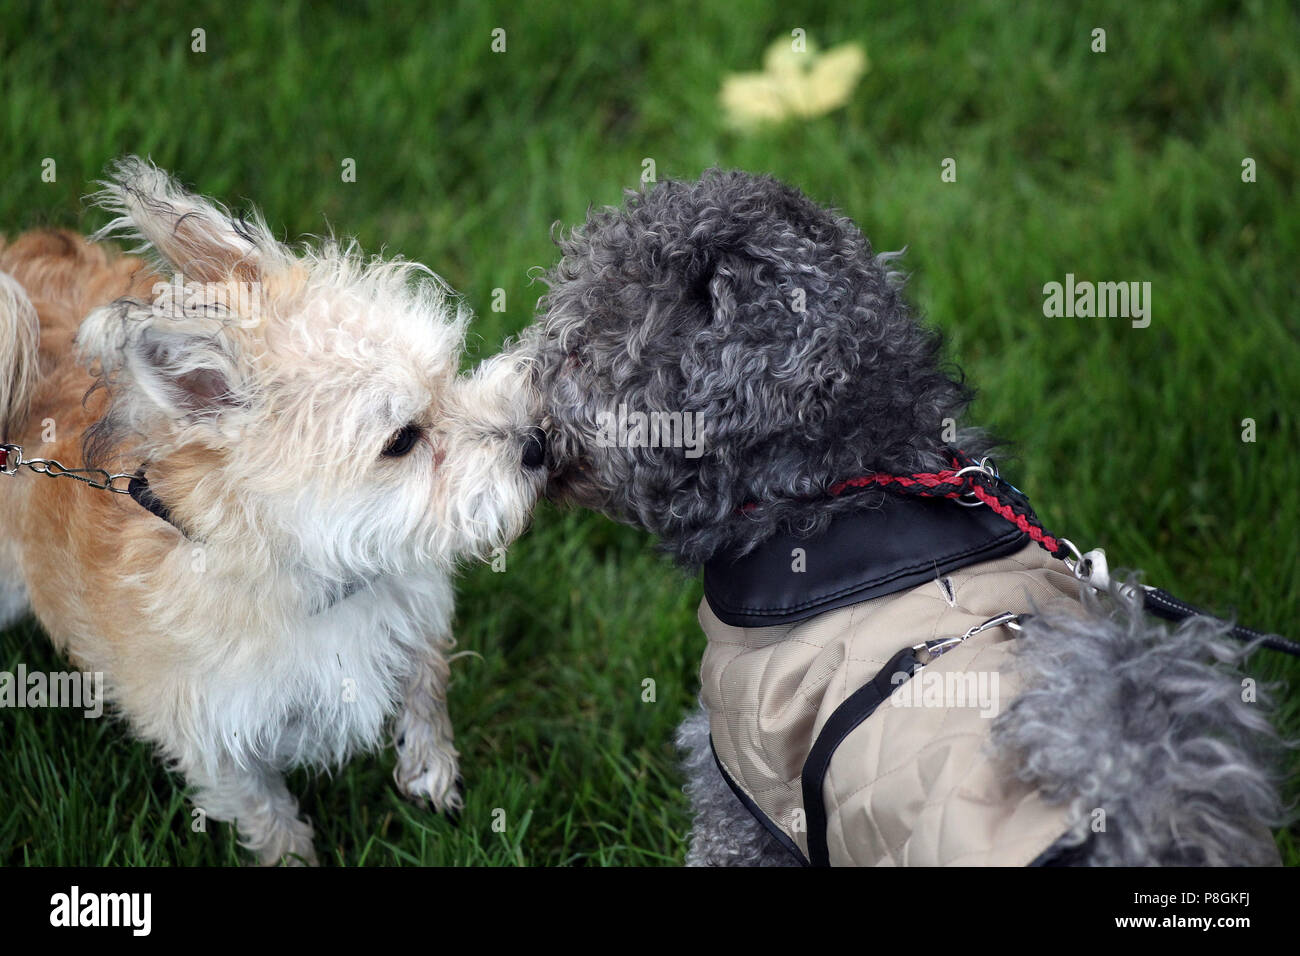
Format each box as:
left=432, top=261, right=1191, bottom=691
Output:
left=249, top=817, right=318, bottom=867
left=394, top=730, right=463, bottom=814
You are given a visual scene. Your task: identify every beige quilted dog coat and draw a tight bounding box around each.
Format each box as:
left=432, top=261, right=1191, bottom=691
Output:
left=701, top=540, right=1084, bottom=866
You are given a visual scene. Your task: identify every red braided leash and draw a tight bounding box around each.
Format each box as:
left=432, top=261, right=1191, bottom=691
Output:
left=828, top=450, right=1070, bottom=559
left=823, top=451, right=1300, bottom=658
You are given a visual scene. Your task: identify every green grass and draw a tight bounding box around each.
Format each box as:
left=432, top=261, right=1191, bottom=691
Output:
left=1, top=0, right=1297, bottom=865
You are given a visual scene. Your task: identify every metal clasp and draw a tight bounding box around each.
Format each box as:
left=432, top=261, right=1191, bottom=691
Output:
left=1059, top=540, right=1142, bottom=601
left=913, top=610, right=1023, bottom=664
left=1, top=443, right=22, bottom=476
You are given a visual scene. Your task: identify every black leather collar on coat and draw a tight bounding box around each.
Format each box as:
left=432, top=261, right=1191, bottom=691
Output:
left=702, top=495, right=1029, bottom=627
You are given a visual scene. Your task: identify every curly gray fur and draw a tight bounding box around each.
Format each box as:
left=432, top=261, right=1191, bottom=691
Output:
left=675, top=704, right=800, bottom=867
left=992, top=579, right=1283, bottom=866
left=519, top=168, right=1284, bottom=866
left=523, top=169, right=975, bottom=565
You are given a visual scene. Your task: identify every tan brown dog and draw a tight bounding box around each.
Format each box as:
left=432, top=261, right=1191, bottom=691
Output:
left=0, top=158, right=545, bottom=864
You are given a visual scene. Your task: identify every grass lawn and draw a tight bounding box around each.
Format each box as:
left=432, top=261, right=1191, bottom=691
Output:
left=1, top=0, right=1296, bottom=865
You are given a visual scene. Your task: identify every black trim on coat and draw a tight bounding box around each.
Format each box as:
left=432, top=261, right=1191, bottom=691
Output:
left=709, top=737, right=809, bottom=867
left=800, top=646, right=922, bottom=867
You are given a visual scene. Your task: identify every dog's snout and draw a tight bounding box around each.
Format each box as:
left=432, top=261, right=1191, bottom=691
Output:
left=521, top=427, right=546, bottom=470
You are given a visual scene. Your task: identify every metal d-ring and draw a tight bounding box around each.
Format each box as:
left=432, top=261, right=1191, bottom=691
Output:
left=952, top=457, right=998, bottom=508
left=0, top=443, right=21, bottom=476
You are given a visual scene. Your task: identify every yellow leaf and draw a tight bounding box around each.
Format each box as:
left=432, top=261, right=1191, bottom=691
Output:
left=720, top=37, right=868, bottom=127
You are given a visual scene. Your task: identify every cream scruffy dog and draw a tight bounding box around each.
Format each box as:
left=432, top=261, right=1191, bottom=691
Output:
left=0, top=158, right=545, bottom=864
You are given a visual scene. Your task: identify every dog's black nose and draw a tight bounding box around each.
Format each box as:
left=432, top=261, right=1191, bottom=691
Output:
left=522, top=428, right=546, bottom=470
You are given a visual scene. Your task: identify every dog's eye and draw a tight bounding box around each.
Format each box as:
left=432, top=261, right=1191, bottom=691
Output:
left=381, top=423, right=422, bottom=458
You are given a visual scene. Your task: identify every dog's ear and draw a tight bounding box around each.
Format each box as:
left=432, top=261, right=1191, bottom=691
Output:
left=78, top=297, right=246, bottom=434
left=123, top=316, right=241, bottom=419
left=679, top=243, right=863, bottom=445
left=91, top=156, right=279, bottom=284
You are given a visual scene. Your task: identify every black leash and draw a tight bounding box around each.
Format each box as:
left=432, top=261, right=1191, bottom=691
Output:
left=1142, top=586, right=1300, bottom=657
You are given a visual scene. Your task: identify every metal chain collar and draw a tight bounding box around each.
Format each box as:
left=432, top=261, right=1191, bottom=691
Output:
left=0, top=443, right=134, bottom=494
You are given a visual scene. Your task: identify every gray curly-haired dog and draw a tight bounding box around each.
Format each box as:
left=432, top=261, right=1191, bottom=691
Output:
left=517, top=169, right=1283, bottom=866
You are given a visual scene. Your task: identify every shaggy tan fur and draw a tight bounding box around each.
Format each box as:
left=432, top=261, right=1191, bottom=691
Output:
left=0, top=160, right=543, bottom=864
